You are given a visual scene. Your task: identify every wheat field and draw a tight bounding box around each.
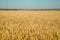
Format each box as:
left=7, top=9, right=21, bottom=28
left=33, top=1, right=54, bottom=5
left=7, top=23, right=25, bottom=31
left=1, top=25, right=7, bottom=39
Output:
left=0, top=10, right=60, bottom=40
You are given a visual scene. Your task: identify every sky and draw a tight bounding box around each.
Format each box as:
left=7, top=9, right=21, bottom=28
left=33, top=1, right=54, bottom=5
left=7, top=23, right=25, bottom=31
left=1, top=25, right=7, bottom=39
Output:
left=0, top=0, right=60, bottom=9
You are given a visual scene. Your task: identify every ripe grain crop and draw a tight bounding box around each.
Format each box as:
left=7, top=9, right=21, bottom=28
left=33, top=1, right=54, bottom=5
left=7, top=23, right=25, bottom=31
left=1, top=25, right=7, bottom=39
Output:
left=0, top=10, right=60, bottom=40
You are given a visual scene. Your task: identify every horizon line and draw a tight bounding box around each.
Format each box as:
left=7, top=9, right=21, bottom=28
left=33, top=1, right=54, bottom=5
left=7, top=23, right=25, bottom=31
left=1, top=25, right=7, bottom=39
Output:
left=0, top=9, right=60, bottom=10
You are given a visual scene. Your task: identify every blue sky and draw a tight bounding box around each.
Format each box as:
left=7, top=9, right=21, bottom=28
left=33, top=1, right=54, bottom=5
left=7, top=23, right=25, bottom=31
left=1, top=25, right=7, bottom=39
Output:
left=0, top=0, right=60, bottom=9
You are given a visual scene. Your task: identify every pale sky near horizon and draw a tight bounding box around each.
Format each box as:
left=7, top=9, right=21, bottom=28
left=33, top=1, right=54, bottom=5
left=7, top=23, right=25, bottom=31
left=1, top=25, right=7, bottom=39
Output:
left=0, top=0, right=60, bottom=9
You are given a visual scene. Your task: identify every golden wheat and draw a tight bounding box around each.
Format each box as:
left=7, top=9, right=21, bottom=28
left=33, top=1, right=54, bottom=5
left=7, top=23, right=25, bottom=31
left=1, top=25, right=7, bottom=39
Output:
left=0, top=10, right=60, bottom=40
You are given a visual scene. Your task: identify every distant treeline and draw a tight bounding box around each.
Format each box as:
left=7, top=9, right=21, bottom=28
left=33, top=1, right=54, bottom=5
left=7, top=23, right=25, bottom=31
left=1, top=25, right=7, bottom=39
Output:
left=0, top=9, right=60, bottom=10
